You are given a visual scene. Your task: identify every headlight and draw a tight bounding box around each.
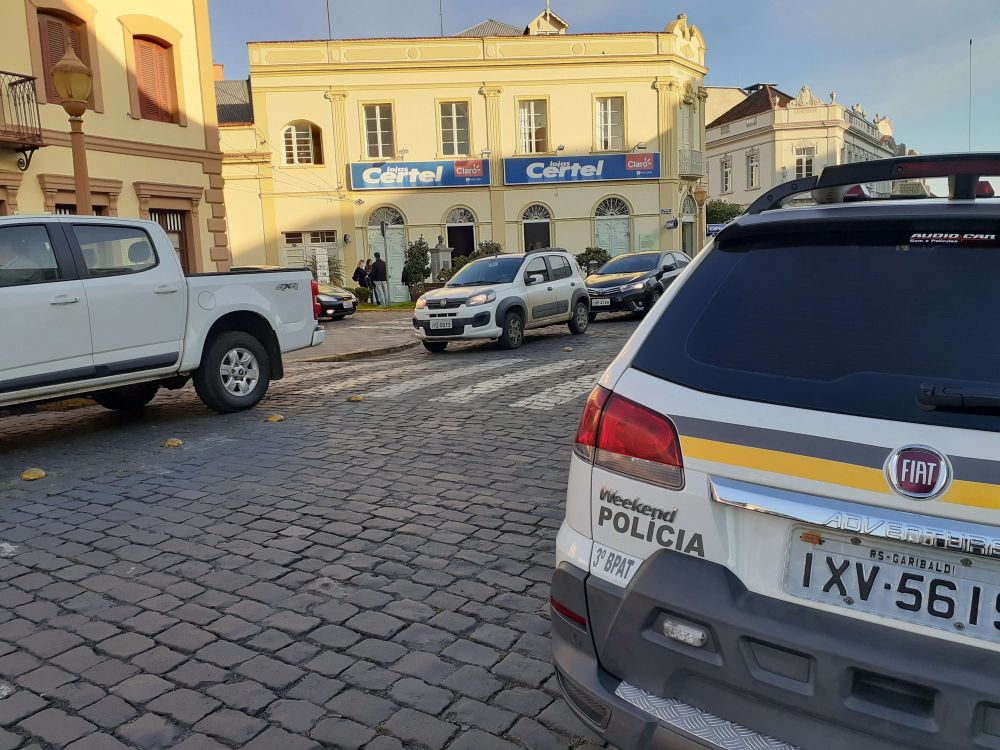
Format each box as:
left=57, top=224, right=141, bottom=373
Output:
left=317, top=294, right=335, bottom=302
left=415, top=297, right=427, bottom=309
left=624, top=282, right=646, bottom=292
left=466, top=290, right=496, bottom=307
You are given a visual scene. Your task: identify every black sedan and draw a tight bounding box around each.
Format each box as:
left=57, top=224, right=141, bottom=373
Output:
left=316, top=284, right=358, bottom=320
left=585, top=250, right=689, bottom=319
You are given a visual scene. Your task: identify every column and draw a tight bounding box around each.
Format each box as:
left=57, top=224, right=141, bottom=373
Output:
left=480, top=85, right=506, bottom=247
left=654, top=77, right=680, bottom=248
left=327, top=89, right=359, bottom=268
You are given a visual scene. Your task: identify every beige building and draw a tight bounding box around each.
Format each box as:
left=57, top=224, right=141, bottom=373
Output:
left=220, top=7, right=709, bottom=301
left=0, top=0, right=231, bottom=271
left=705, top=83, right=908, bottom=208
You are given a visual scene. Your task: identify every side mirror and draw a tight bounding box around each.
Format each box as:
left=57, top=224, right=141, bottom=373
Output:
left=663, top=263, right=677, bottom=273
left=525, top=273, right=544, bottom=286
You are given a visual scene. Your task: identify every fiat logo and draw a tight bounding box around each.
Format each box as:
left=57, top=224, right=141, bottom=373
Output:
left=885, top=445, right=951, bottom=500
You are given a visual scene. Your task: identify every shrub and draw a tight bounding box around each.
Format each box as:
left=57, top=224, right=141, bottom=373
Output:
left=402, top=236, right=432, bottom=294
left=474, top=240, right=504, bottom=257
left=576, top=247, right=611, bottom=273
left=347, top=286, right=370, bottom=304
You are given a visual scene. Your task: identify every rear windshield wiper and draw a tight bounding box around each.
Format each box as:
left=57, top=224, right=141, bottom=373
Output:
left=918, top=383, right=1000, bottom=411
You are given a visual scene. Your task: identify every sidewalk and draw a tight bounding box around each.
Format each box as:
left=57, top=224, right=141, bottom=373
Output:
left=289, top=308, right=419, bottom=362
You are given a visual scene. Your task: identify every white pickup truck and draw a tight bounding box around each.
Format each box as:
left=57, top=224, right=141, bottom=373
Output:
left=0, top=215, right=324, bottom=413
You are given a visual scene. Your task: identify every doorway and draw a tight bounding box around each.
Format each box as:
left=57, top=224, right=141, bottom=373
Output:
left=367, top=206, right=407, bottom=302
left=594, top=197, right=631, bottom=256
left=522, top=203, right=552, bottom=251
left=681, top=195, right=697, bottom=256
left=445, top=206, right=476, bottom=261
left=151, top=209, right=190, bottom=273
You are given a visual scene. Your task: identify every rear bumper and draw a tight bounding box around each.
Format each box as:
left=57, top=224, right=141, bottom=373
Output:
left=310, top=326, right=326, bottom=347
left=552, top=551, right=1000, bottom=750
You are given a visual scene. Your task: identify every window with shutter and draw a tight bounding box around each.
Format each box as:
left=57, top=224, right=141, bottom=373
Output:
left=38, top=12, right=85, bottom=103
left=134, top=37, right=175, bottom=123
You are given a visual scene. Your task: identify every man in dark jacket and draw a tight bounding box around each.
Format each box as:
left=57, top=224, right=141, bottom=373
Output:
left=370, top=252, right=389, bottom=306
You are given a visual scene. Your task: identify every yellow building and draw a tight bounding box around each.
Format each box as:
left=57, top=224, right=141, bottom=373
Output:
left=221, top=7, right=707, bottom=301
left=0, top=0, right=230, bottom=271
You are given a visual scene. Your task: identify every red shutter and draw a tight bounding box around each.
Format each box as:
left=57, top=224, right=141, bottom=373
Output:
left=134, top=38, right=174, bottom=123
left=38, top=15, right=67, bottom=101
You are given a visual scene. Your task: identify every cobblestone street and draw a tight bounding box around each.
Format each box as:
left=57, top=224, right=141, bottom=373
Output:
left=0, top=317, right=636, bottom=750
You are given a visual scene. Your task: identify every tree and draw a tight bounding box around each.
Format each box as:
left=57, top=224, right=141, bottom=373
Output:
left=706, top=199, right=743, bottom=225
left=575, top=247, right=610, bottom=273
left=473, top=240, right=503, bottom=258
left=306, top=253, right=344, bottom=286
left=401, top=235, right=432, bottom=292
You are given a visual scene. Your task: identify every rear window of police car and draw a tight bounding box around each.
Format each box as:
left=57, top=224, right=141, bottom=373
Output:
left=631, top=219, right=1000, bottom=431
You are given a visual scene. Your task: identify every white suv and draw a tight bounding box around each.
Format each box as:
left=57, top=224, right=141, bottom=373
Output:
left=413, top=249, right=590, bottom=352
left=551, top=153, right=1000, bottom=750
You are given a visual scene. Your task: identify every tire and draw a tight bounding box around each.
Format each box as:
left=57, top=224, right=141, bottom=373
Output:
left=498, top=311, right=525, bottom=350
left=423, top=341, right=448, bottom=353
left=648, top=287, right=662, bottom=310
left=193, top=331, right=272, bottom=413
left=568, top=301, right=590, bottom=335
left=92, top=382, right=159, bottom=412
left=588, top=311, right=598, bottom=323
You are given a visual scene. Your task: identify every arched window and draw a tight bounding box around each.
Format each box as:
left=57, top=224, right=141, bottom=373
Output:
left=368, top=206, right=404, bottom=226
left=681, top=195, right=697, bottom=215
left=522, top=204, right=551, bottom=221
left=283, top=122, right=323, bottom=165
left=595, top=197, right=630, bottom=217
left=38, top=11, right=87, bottom=103
left=134, top=37, right=176, bottom=123
left=446, top=207, right=476, bottom=225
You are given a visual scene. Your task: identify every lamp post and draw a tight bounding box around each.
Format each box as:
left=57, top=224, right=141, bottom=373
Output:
left=693, top=182, right=708, bottom=252
left=52, top=48, right=93, bottom=215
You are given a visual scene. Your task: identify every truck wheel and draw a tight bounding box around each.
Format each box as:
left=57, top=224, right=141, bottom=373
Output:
left=568, top=301, right=590, bottom=335
left=194, top=331, right=271, bottom=413
left=422, top=341, right=448, bottom=353
left=498, top=311, right=524, bottom=350
left=92, top=383, right=159, bottom=412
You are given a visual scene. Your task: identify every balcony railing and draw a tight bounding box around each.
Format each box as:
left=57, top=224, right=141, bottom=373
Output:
left=0, top=70, right=44, bottom=171
left=679, top=148, right=704, bottom=178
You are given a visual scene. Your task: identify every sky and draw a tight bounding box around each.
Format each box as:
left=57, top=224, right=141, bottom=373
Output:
left=208, top=0, right=1000, bottom=155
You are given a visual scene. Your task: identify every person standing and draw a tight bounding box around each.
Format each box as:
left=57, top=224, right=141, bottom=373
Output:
left=370, top=252, right=389, bottom=307
left=351, top=259, right=369, bottom=300
left=364, top=259, right=378, bottom=305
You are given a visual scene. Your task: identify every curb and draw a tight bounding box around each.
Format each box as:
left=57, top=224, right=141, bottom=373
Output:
left=301, top=340, right=421, bottom=363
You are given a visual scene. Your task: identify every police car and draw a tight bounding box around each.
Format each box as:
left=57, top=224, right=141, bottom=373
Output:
left=412, top=249, right=589, bottom=352
left=551, top=153, right=1000, bottom=750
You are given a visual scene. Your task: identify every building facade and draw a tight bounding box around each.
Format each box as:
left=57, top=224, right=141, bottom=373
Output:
left=0, top=0, right=231, bottom=271
left=705, top=83, right=908, bottom=208
left=220, top=9, right=708, bottom=301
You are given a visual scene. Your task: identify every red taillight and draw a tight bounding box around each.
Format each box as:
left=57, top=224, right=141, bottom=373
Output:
left=551, top=597, right=587, bottom=629
left=595, top=394, right=683, bottom=490
left=977, top=180, right=996, bottom=198
left=311, top=279, right=321, bottom=320
left=574, top=386, right=611, bottom=461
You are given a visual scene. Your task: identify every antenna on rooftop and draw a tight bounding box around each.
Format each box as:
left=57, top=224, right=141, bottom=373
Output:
left=439, top=0, right=444, bottom=35
left=325, top=0, right=332, bottom=39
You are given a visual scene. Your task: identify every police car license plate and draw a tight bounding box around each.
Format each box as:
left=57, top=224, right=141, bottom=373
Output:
left=430, top=320, right=452, bottom=330
left=783, top=529, right=1000, bottom=644
left=592, top=298, right=611, bottom=307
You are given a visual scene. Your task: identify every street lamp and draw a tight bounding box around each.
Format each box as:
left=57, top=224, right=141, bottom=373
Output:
left=693, top=182, right=708, bottom=250
left=52, top=48, right=93, bottom=215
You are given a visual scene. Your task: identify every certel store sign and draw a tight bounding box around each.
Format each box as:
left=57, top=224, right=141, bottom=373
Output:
left=504, top=153, right=660, bottom=185
left=350, top=160, right=490, bottom=190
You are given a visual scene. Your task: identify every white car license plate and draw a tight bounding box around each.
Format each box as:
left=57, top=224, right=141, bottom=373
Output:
left=784, top=529, right=1000, bottom=644
left=342, top=300, right=353, bottom=309
left=592, top=298, right=611, bottom=307
left=430, top=319, right=453, bottom=330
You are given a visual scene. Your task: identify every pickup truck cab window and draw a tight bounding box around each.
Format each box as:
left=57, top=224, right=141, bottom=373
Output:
left=0, top=225, right=63, bottom=287
left=73, top=224, right=158, bottom=277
